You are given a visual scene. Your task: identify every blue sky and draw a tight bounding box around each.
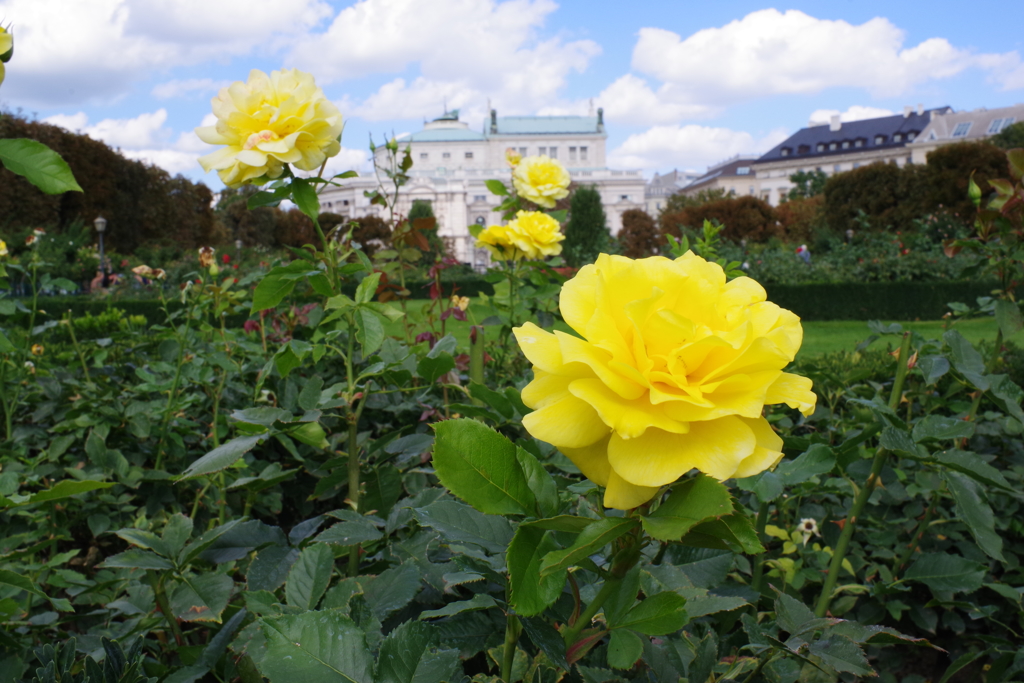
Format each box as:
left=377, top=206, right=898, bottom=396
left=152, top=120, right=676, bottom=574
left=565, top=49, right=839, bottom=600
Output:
left=0, top=0, right=1021, bottom=189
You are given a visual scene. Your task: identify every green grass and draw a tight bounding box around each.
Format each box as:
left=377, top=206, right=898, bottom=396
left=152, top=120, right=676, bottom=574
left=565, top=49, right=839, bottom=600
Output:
left=383, top=300, right=1019, bottom=359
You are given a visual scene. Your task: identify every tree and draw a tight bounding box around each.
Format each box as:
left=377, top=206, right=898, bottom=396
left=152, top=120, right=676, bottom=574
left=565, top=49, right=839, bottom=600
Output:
left=660, top=195, right=778, bottom=244
left=618, top=209, right=660, bottom=258
left=563, top=185, right=610, bottom=267
left=822, top=162, right=921, bottom=233
left=990, top=121, right=1024, bottom=150
left=923, top=141, right=1009, bottom=222
left=407, top=199, right=448, bottom=262
left=787, top=169, right=828, bottom=201
left=660, top=187, right=727, bottom=217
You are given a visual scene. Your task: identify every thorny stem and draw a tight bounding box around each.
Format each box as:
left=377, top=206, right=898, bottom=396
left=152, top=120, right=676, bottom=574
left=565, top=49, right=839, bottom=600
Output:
left=562, top=577, right=622, bottom=647
left=815, top=332, right=913, bottom=618
left=750, top=501, right=771, bottom=596
left=65, top=311, right=91, bottom=382
left=149, top=571, right=185, bottom=646
left=894, top=489, right=941, bottom=576
left=154, top=304, right=194, bottom=470
left=500, top=613, right=522, bottom=683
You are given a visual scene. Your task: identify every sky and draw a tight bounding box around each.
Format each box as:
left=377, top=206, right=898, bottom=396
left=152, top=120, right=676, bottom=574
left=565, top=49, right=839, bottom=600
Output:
left=0, top=0, right=1022, bottom=190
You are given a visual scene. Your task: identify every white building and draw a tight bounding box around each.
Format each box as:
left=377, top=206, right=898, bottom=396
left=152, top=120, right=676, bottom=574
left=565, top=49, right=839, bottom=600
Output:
left=645, top=169, right=701, bottom=215
left=907, top=103, right=1024, bottom=164
left=319, top=109, right=645, bottom=269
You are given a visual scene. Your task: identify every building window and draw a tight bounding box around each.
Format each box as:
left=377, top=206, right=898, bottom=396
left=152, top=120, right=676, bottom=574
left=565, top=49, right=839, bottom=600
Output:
left=473, top=195, right=487, bottom=203
left=988, top=118, right=1015, bottom=134
left=907, top=131, right=916, bottom=141
left=893, top=133, right=902, bottom=142
left=833, top=164, right=841, bottom=173
left=798, top=144, right=810, bottom=154
left=829, top=142, right=837, bottom=151
left=952, top=122, right=972, bottom=138
left=853, top=162, right=861, bottom=168
left=854, top=139, right=863, bottom=147
left=518, top=147, right=527, bottom=156
left=737, top=167, right=750, bottom=175
left=465, top=151, right=474, bottom=159
left=816, top=143, right=825, bottom=152
left=569, top=146, right=577, bottom=161
left=343, top=200, right=349, bottom=206
left=906, top=157, right=911, bottom=165
left=538, top=146, right=547, bottom=156
left=420, top=152, right=428, bottom=160
left=875, top=135, right=885, bottom=144
left=780, top=148, right=790, bottom=157
left=580, top=146, right=588, bottom=161
left=749, top=186, right=755, bottom=195
left=442, top=152, right=451, bottom=159
left=549, top=146, right=558, bottom=159
left=841, top=141, right=850, bottom=149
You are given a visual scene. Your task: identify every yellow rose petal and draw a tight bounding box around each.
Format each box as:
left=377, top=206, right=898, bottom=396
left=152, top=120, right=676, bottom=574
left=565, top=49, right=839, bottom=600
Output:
left=603, top=470, right=661, bottom=510
left=522, top=393, right=608, bottom=449
left=732, top=416, right=785, bottom=479
left=765, top=372, right=818, bottom=416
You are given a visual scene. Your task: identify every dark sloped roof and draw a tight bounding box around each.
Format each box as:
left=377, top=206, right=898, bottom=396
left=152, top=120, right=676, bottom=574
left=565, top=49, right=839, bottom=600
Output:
left=756, top=107, right=952, bottom=164
left=683, top=157, right=756, bottom=191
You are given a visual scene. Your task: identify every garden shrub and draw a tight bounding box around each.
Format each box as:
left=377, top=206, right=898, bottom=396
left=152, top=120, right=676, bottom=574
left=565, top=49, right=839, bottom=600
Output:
left=661, top=194, right=779, bottom=243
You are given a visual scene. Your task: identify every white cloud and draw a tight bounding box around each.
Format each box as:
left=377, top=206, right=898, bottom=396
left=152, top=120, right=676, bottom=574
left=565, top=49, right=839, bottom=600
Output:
left=152, top=78, right=230, bottom=99
left=808, top=105, right=895, bottom=126
left=538, top=74, right=718, bottom=126
left=294, top=0, right=600, bottom=121
left=629, top=9, right=1017, bottom=104
left=0, top=0, right=331, bottom=106
left=608, top=124, right=789, bottom=173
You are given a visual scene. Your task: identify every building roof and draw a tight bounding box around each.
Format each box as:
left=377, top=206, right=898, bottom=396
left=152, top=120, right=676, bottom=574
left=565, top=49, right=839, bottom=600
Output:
left=490, top=115, right=604, bottom=136
left=756, top=107, right=951, bottom=164
left=911, top=103, right=1024, bottom=145
left=682, top=157, right=758, bottom=192
left=400, top=128, right=486, bottom=142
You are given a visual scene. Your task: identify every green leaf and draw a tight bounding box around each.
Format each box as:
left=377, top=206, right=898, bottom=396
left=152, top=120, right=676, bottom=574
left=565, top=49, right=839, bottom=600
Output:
left=774, top=444, right=836, bottom=485
left=361, top=563, right=422, bottom=620
left=326, top=293, right=356, bottom=311
left=100, top=550, right=169, bottom=570
left=356, top=308, right=385, bottom=356
left=198, top=520, right=288, bottom=563
left=171, top=572, right=234, bottom=622
left=774, top=593, right=834, bottom=636
left=162, top=514, right=194, bottom=558
left=642, top=475, right=732, bottom=541
left=994, top=299, right=1023, bottom=338
left=943, top=330, right=989, bottom=390
left=412, top=500, right=513, bottom=555
left=419, top=594, right=498, bottom=620
left=933, top=449, right=1013, bottom=491
left=515, top=447, right=559, bottom=517
left=903, top=552, right=986, bottom=593
left=291, top=178, right=321, bottom=223
left=361, top=464, right=403, bottom=518
left=0, top=331, right=14, bottom=353
left=880, top=426, right=919, bottom=457
left=988, top=374, right=1024, bottom=423
left=251, top=261, right=319, bottom=313
left=258, top=611, right=373, bottom=683
left=683, top=513, right=764, bottom=554
left=248, top=546, right=300, bottom=592
left=27, top=479, right=113, bottom=505
left=0, top=138, right=82, bottom=194
left=607, top=630, right=643, bottom=670
left=376, top=620, right=460, bottom=683
left=285, top=544, right=335, bottom=610
left=355, top=272, right=381, bottom=304
left=313, top=519, right=384, bottom=547
left=432, top=419, right=535, bottom=516
left=507, top=526, right=565, bottom=617
left=943, top=471, right=1004, bottom=561
left=913, top=415, right=975, bottom=442
left=520, top=516, right=594, bottom=533
left=416, top=338, right=456, bottom=383
left=614, top=592, right=688, bottom=635
left=917, top=354, right=950, bottom=384
left=808, top=636, right=872, bottom=677
left=484, top=179, right=509, bottom=196
left=539, top=517, right=639, bottom=577
left=177, top=434, right=264, bottom=481
left=0, top=569, right=44, bottom=596
left=247, top=186, right=291, bottom=209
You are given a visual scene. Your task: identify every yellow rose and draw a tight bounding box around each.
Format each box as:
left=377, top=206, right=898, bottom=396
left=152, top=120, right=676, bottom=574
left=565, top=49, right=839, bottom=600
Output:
left=0, top=26, right=12, bottom=62
left=476, top=224, right=519, bottom=261
left=0, top=239, right=7, bottom=257
left=512, top=155, right=571, bottom=209
left=196, top=69, right=343, bottom=188
left=505, top=147, right=522, bottom=168
left=31, top=344, right=44, bottom=356
left=513, top=253, right=817, bottom=510
left=506, top=211, right=564, bottom=260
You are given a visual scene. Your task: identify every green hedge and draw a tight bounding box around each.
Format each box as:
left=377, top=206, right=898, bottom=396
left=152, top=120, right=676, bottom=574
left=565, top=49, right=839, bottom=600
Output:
left=1, top=280, right=1006, bottom=327
left=764, top=281, right=1005, bottom=321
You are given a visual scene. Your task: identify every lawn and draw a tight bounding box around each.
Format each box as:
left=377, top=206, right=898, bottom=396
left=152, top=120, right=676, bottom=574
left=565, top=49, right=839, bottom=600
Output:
left=384, top=300, right=1019, bottom=360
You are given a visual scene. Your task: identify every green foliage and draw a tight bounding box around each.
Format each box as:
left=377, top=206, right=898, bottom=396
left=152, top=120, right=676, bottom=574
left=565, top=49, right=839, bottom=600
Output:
left=563, top=184, right=610, bottom=267
left=660, top=195, right=778, bottom=243
left=659, top=187, right=728, bottom=217
left=617, top=208, right=660, bottom=258
left=989, top=121, right=1024, bottom=150
left=787, top=169, right=829, bottom=201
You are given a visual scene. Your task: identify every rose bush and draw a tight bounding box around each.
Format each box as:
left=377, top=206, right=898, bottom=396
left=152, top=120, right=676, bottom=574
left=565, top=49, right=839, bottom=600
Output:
left=196, top=68, right=343, bottom=188
left=476, top=210, right=565, bottom=261
left=514, top=252, right=816, bottom=508
left=512, top=154, right=571, bottom=208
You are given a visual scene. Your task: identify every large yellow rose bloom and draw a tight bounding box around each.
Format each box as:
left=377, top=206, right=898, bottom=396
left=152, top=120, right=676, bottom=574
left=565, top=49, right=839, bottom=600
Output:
left=0, top=26, right=12, bottom=88
left=513, top=253, right=817, bottom=510
left=476, top=224, right=519, bottom=261
left=507, top=211, right=564, bottom=260
left=0, top=239, right=8, bottom=257
left=196, top=69, right=343, bottom=188
left=512, top=155, right=571, bottom=209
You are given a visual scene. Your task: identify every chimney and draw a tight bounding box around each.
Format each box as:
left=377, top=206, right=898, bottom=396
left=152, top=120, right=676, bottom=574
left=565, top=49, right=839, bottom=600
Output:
left=916, top=103, right=924, bottom=116
left=829, top=114, right=841, bottom=132
left=490, top=109, right=497, bottom=134
left=904, top=106, right=912, bottom=118
left=597, top=107, right=604, bottom=132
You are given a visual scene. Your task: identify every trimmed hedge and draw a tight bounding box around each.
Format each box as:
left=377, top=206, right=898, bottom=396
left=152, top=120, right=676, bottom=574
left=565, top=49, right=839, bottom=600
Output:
left=1, top=280, right=1006, bottom=327
left=764, top=280, right=1006, bottom=321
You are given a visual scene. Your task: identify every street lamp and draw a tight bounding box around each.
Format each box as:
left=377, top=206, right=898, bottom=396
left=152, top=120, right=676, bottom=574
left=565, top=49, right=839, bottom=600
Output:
left=94, top=216, right=108, bottom=281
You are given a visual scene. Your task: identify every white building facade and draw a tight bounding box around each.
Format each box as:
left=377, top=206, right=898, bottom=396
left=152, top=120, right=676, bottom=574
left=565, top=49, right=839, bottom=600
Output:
left=318, top=110, right=645, bottom=269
